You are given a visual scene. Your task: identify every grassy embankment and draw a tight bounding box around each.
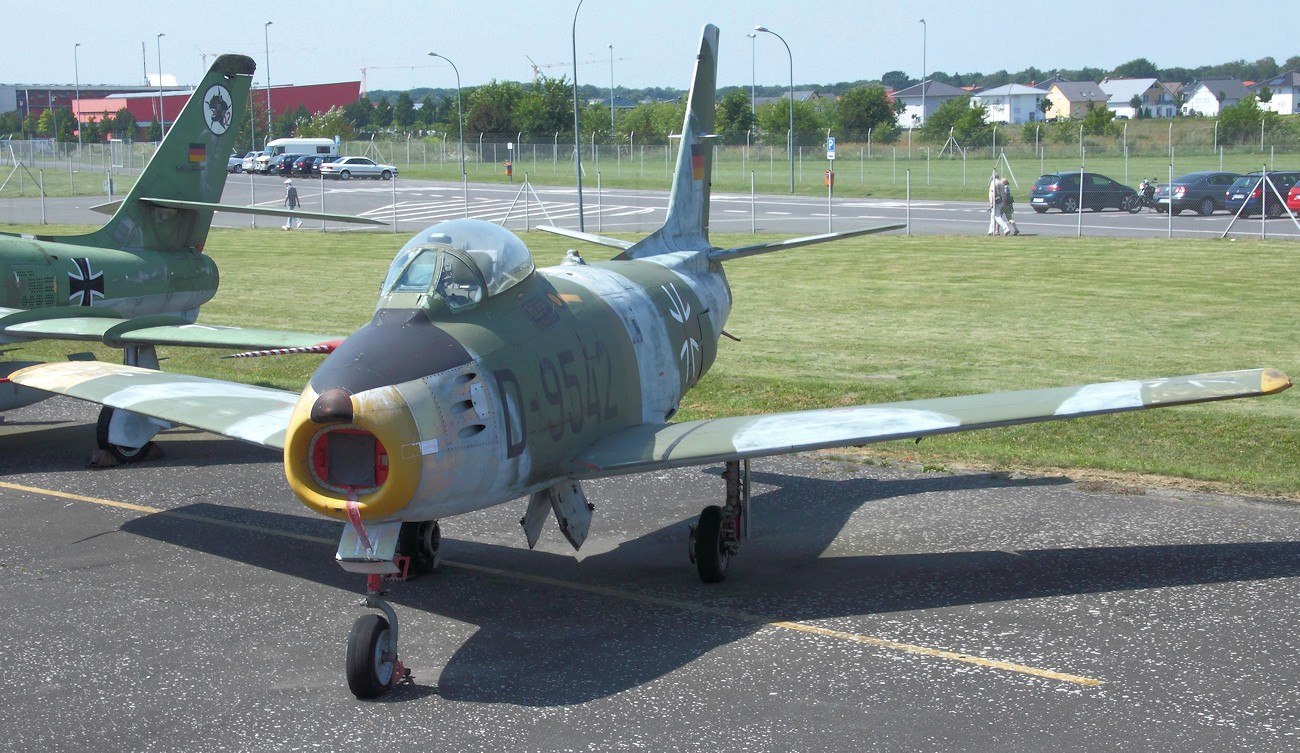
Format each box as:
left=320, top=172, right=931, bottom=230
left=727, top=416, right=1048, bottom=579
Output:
left=5, top=223, right=1298, bottom=497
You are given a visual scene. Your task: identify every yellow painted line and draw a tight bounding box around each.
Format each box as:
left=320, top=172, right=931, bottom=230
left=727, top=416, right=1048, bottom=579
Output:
left=2, top=479, right=1103, bottom=687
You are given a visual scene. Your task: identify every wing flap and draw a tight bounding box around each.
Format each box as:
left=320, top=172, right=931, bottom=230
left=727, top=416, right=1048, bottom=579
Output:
left=9, top=362, right=299, bottom=450
left=570, top=369, right=1291, bottom=477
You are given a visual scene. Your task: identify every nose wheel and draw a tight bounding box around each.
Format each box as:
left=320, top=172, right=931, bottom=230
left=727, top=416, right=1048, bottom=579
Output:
left=345, top=574, right=411, bottom=699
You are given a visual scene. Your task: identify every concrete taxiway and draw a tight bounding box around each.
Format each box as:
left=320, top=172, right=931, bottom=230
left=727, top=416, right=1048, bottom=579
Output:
left=3, top=396, right=1300, bottom=751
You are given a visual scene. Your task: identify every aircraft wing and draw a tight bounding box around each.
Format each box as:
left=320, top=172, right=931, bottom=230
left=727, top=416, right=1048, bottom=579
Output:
left=0, top=307, right=343, bottom=351
left=9, top=362, right=297, bottom=450
left=569, top=369, right=1291, bottom=478
left=89, top=197, right=387, bottom=226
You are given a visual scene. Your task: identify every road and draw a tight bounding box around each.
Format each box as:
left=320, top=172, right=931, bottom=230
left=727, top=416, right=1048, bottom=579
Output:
left=3, top=395, right=1300, bottom=751
left=4, top=174, right=1299, bottom=241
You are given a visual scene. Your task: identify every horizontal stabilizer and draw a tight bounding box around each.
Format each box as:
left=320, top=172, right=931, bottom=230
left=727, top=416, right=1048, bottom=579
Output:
left=536, top=224, right=634, bottom=251
left=0, top=307, right=343, bottom=351
left=91, top=197, right=386, bottom=226
left=707, top=224, right=905, bottom=263
left=569, top=368, right=1292, bottom=478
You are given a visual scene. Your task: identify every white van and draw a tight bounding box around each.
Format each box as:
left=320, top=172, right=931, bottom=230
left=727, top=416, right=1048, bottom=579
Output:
left=253, top=138, right=337, bottom=173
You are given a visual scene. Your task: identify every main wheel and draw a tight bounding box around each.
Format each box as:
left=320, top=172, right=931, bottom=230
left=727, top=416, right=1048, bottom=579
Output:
left=346, top=614, right=395, bottom=699
left=1123, top=196, right=1140, bottom=214
left=398, top=521, right=442, bottom=575
left=95, top=407, right=155, bottom=464
left=1198, top=197, right=1216, bottom=216
left=694, top=505, right=729, bottom=583
left=1032, top=206, right=1048, bottom=214
left=1061, top=196, right=1079, bottom=213
left=1266, top=201, right=1284, bottom=219
left=380, top=170, right=392, bottom=180
left=339, top=170, right=352, bottom=181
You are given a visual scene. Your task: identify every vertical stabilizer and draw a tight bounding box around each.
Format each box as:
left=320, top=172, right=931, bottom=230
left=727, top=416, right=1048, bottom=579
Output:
left=71, top=54, right=256, bottom=253
left=624, top=24, right=718, bottom=259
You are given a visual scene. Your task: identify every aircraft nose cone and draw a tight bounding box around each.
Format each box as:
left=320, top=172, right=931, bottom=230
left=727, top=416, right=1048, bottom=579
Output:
left=311, top=388, right=354, bottom=423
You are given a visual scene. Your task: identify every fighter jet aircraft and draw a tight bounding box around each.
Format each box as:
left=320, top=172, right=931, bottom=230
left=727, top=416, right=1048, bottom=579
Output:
left=11, top=25, right=1291, bottom=699
left=0, top=53, right=377, bottom=450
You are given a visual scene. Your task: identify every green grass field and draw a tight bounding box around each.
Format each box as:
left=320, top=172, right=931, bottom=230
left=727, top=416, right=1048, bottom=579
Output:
left=6, top=223, right=1298, bottom=498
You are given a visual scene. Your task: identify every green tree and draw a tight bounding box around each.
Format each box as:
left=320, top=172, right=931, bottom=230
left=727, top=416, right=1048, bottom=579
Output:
left=394, top=92, right=416, bottom=128
left=1219, top=95, right=1280, bottom=144
left=755, top=98, right=822, bottom=146
left=714, top=88, right=756, bottom=145
left=343, top=95, right=373, bottom=130
left=1112, top=57, right=1159, bottom=79
left=920, top=96, right=993, bottom=147
left=372, top=97, right=394, bottom=129
left=881, top=70, right=913, bottom=91
left=514, top=75, right=574, bottom=137
left=37, top=109, right=55, bottom=137
left=464, top=80, right=523, bottom=136
left=831, top=85, right=898, bottom=142
left=55, top=107, right=75, bottom=142
left=146, top=118, right=161, bottom=142
left=111, top=108, right=137, bottom=141
left=0, top=110, right=20, bottom=136
left=1129, top=94, right=1144, bottom=119
left=81, top=115, right=102, bottom=144
left=1080, top=103, right=1119, bottom=136
left=1256, top=85, right=1273, bottom=104
left=295, top=106, right=354, bottom=141
left=617, top=101, right=682, bottom=143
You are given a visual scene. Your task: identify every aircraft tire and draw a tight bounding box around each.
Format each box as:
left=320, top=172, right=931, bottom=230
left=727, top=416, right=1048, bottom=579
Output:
left=95, top=407, right=155, bottom=464
left=694, top=505, right=729, bottom=583
left=398, top=521, right=442, bottom=574
left=346, top=614, right=395, bottom=699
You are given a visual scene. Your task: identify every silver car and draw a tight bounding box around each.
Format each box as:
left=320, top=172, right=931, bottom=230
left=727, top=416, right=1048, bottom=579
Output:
left=318, top=156, right=398, bottom=180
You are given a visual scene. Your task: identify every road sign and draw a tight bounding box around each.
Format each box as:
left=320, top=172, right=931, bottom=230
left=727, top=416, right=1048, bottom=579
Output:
left=826, top=136, right=836, bottom=160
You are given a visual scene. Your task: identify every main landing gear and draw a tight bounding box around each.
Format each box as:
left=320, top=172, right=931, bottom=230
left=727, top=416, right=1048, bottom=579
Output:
left=339, top=518, right=442, bottom=699
left=689, top=459, right=750, bottom=583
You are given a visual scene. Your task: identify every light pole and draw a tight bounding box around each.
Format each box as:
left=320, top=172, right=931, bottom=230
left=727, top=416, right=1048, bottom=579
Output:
left=155, top=33, right=165, bottom=135
left=73, top=43, right=81, bottom=153
left=428, top=52, right=468, bottom=218
left=755, top=25, right=794, bottom=193
left=608, top=44, right=615, bottom=132
left=263, top=21, right=273, bottom=135
left=919, top=19, right=927, bottom=129
left=572, top=0, right=586, bottom=230
left=747, top=32, right=756, bottom=114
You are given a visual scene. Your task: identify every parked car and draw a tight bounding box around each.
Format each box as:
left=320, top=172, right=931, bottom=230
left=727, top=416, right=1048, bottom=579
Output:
left=1223, top=171, right=1300, bottom=218
left=311, top=155, right=341, bottom=175
left=227, top=152, right=246, bottom=173
left=1029, top=171, right=1137, bottom=213
left=269, top=153, right=305, bottom=176
left=1154, top=171, right=1241, bottom=216
left=319, top=156, right=398, bottom=180
left=1287, top=184, right=1300, bottom=214
left=243, top=150, right=266, bottom=173
left=292, top=154, right=320, bottom=176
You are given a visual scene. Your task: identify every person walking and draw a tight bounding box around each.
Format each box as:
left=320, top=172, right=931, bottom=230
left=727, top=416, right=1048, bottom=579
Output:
left=988, top=173, right=1010, bottom=236
left=1000, top=177, right=1020, bottom=235
left=283, top=179, right=302, bottom=229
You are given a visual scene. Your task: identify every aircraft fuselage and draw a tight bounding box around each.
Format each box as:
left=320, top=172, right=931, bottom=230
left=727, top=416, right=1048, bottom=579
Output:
left=284, top=251, right=731, bottom=523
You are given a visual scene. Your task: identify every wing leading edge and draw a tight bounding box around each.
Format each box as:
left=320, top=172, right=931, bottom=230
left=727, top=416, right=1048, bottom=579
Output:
left=10, top=362, right=298, bottom=450
left=569, top=369, right=1291, bottom=478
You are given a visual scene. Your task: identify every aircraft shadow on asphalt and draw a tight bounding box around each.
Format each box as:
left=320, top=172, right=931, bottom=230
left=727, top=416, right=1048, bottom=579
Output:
left=113, top=467, right=1300, bottom=706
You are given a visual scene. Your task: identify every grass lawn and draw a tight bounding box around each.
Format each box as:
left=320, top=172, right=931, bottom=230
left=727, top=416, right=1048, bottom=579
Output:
left=6, top=224, right=1299, bottom=498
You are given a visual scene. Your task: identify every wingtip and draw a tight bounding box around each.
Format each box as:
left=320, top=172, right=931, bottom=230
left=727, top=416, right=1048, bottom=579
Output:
left=1261, top=368, right=1292, bottom=395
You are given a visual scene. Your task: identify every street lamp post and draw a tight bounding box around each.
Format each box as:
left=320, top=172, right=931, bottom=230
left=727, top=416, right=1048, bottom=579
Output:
left=919, top=19, right=927, bottom=129
left=428, top=52, right=468, bottom=218
left=747, top=32, right=756, bottom=114
left=155, top=33, right=165, bottom=136
left=73, top=43, right=81, bottom=153
left=755, top=25, right=794, bottom=193
left=608, top=44, right=615, bottom=132
left=572, top=0, right=586, bottom=230
left=264, top=21, right=273, bottom=135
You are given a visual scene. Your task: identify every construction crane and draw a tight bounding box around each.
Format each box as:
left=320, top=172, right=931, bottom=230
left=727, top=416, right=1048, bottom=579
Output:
left=526, top=54, right=628, bottom=84
left=360, top=62, right=437, bottom=95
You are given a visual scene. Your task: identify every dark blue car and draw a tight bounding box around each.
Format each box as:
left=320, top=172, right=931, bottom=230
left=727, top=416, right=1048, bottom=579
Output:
left=1029, top=171, right=1137, bottom=213
left=1223, top=171, right=1300, bottom=218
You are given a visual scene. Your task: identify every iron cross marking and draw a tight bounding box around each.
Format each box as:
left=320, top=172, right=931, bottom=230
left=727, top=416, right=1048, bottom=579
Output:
left=68, top=257, right=105, bottom=306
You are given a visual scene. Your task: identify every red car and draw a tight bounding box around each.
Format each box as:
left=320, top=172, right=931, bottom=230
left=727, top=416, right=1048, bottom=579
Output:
left=1287, top=184, right=1300, bottom=213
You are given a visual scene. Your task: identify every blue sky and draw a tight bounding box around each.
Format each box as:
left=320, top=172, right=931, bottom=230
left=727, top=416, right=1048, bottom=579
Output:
left=12, top=1, right=1298, bottom=92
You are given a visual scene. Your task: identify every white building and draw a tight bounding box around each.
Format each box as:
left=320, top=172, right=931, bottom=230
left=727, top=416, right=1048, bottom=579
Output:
left=1097, top=78, right=1176, bottom=118
left=1253, top=71, right=1300, bottom=115
left=891, top=80, right=967, bottom=127
left=1181, top=79, right=1251, bottom=116
left=971, top=84, right=1048, bottom=124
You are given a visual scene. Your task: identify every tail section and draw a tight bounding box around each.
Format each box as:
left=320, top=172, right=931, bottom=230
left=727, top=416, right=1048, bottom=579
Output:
left=69, top=54, right=256, bottom=253
left=624, top=24, right=718, bottom=260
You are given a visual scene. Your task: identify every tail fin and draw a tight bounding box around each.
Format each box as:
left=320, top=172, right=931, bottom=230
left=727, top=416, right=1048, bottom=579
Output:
left=623, top=24, right=718, bottom=260
left=67, top=54, right=256, bottom=253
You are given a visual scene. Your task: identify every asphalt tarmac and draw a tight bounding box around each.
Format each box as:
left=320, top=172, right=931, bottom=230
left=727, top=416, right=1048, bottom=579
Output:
left=3, top=395, right=1300, bottom=751
left=4, top=173, right=1299, bottom=241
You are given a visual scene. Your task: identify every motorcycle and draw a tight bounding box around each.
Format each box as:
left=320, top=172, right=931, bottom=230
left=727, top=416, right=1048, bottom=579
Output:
left=1125, top=179, right=1160, bottom=213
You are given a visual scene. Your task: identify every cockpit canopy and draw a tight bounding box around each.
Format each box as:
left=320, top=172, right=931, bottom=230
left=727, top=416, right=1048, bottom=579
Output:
left=380, top=219, right=535, bottom=311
